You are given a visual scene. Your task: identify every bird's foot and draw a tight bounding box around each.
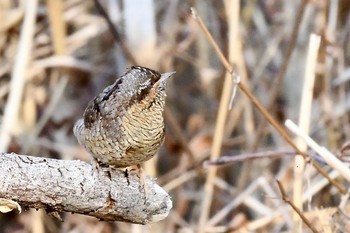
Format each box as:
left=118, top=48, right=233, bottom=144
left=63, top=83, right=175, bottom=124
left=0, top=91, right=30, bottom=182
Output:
left=90, top=158, right=100, bottom=179
left=128, top=164, right=148, bottom=204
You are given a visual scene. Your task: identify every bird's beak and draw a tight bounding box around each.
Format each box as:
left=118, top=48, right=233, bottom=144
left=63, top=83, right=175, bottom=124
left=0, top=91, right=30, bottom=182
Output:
left=158, top=71, right=175, bottom=88
left=161, top=71, right=176, bottom=81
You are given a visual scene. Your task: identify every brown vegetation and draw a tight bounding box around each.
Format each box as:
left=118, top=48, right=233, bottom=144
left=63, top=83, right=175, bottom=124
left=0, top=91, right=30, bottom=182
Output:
left=0, top=0, right=350, bottom=232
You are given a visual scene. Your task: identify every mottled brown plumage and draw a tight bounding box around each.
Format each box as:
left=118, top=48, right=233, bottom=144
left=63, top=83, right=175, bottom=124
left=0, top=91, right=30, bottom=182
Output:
left=74, top=66, right=174, bottom=168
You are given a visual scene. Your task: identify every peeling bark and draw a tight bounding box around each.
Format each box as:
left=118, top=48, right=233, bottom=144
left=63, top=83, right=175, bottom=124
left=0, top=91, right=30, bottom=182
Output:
left=0, top=153, right=172, bottom=224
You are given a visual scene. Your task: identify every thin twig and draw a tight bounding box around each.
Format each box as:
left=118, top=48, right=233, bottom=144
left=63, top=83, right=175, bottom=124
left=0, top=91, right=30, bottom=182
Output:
left=93, top=0, right=138, bottom=65
left=191, top=8, right=233, bottom=73
left=192, top=8, right=235, bottom=232
left=190, top=7, right=346, bottom=194
left=276, top=180, right=320, bottom=233
left=293, top=33, right=321, bottom=232
left=238, top=82, right=346, bottom=194
left=223, top=0, right=255, bottom=193
left=204, top=150, right=296, bottom=167
left=286, top=120, right=350, bottom=183
left=251, top=0, right=309, bottom=151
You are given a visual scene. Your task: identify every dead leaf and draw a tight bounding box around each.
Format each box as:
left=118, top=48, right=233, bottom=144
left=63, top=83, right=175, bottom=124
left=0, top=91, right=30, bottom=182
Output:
left=0, top=198, right=21, bottom=213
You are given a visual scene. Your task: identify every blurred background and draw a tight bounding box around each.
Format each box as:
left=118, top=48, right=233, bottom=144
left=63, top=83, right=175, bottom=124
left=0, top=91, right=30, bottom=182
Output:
left=0, top=0, right=350, bottom=232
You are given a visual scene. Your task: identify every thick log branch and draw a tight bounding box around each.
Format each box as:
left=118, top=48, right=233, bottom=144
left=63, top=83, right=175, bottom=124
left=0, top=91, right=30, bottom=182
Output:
left=0, top=153, right=172, bottom=224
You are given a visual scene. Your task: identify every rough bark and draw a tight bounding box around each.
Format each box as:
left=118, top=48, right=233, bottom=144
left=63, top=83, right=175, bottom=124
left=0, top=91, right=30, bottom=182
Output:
left=0, top=153, right=172, bottom=224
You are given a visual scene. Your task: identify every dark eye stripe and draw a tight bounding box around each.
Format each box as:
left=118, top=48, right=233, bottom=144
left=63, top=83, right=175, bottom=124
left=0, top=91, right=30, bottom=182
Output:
left=101, top=78, right=122, bottom=102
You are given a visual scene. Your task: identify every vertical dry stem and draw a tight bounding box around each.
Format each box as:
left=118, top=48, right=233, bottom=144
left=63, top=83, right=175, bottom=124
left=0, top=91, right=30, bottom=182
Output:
left=191, top=8, right=234, bottom=233
left=292, top=34, right=320, bottom=232
left=0, top=1, right=38, bottom=152
left=32, top=1, right=67, bottom=232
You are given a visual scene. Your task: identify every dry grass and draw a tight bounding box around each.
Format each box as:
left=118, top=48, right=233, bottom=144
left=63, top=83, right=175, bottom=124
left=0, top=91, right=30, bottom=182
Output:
left=0, top=0, right=350, bottom=232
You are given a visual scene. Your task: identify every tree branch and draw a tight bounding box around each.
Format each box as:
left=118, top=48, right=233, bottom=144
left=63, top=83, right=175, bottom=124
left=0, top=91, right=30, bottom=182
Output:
left=0, top=153, right=172, bottom=224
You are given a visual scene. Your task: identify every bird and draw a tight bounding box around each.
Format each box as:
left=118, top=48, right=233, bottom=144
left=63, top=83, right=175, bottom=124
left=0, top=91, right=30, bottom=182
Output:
left=73, top=66, right=174, bottom=176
